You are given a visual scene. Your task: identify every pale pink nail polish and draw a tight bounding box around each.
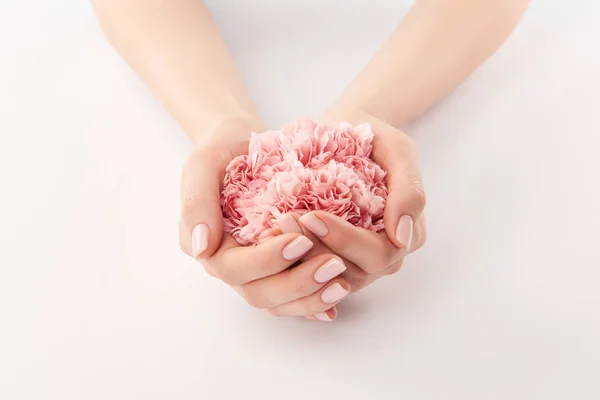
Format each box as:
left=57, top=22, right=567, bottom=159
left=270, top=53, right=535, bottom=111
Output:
left=192, top=224, right=209, bottom=258
left=299, top=214, right=329, bottom=237
left=321, top=283, right=350, bottom=304
left=395, top=215, right=414, bottom=250
left=314, top=259, right=346, bottom=283
left=282, top=236, right=314, bottom=260
left=314, top=312, right=333, bottom=322
left=277, top=213, right=302, bottom=234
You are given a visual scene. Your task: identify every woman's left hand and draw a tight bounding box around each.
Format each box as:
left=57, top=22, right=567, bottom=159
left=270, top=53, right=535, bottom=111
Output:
left=262, top=108, right=427, bottom=320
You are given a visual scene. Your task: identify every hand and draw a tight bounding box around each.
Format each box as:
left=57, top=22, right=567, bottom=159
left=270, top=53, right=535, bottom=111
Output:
left=265, top=108, right=427, bottom=303
left=179, top=117, right=351, bottom=321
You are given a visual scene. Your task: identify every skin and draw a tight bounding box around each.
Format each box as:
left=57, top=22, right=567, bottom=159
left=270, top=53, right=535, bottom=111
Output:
left=92, top=0, right=530, bottom=321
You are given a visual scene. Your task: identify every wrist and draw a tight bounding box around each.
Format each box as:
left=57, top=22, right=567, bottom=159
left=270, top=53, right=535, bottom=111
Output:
left=327, top=92, right=411, bottom=128
left=189, top=112, right=266, bottom=150
left=321, top=104, right=407, bottom=143
left=322, top=104, right=385, bottom=129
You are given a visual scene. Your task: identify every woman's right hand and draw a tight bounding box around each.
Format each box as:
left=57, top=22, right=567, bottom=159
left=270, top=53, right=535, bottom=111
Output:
left=178, top=119, right=350, bottom=321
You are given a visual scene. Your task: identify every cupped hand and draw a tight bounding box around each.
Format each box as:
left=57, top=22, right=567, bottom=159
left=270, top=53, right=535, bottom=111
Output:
left=261, top=108, right=427, bottom=318
left=320, top=106, right=427, bottom=255
left=178, top=118, right=350, bottom=321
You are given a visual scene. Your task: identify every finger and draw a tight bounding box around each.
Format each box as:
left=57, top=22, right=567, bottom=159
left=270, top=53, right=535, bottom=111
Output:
left=299, top=211, right=402, bottom=274
left=374, top=131, right=426, bottom=251
left=206, top=233, right=314, bottom=286
left=180, top=147, right=230, bottom=259
left=278, top=214, right=375, bottom=290
left=257, top=227, right=282, bottom=242
left=306, top=307, right=338, bottom=322
left=384, top=258, right=405, bottom=276
left=340, top=263, right=377, bottom=291
left=236, top=254, right=346, bottom=308
left=269, top=278, right=351, bottom=317
left=276, top=213, right=338, bottom=260
left=410, top=213, right=427, bottom=253
left=373, top=213, right=427, bottom=255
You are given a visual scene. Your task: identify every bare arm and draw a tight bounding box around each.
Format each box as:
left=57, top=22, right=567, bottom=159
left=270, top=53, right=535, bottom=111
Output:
left=314, top=0, right=530, bottom=292
left=91, top=0, right=264, bottom=145
left=330, top=0, right=530, bottom=127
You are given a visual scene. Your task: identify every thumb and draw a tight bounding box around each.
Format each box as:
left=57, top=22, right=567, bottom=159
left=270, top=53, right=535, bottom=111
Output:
left=179, top=147, right=227, bottom=259
left=379, top=133, right=426, bottom=251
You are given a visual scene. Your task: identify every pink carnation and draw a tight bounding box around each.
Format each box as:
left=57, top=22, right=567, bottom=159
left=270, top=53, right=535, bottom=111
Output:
left=221, top=118, right=388, bottom=245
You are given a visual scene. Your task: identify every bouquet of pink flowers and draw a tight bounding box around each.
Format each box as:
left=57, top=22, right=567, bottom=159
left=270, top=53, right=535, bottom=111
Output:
left=221, top=118, right=388, bottom=245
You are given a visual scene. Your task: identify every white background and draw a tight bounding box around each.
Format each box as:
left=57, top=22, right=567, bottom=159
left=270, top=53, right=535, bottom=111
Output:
left=1, top=1, right=599, bottom=399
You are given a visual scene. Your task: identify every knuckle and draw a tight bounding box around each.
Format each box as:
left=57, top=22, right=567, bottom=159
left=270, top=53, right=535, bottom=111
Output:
left=387, top=260, right=404, bottom=275
left=328, top=237, right=352, bottom=257
left=347, top=274, right=369, bottom=291
left=412, top=232, right=427, bottom=253
left=181, top=193, right=203, bottom=221
left=410, top=184, right=427, bottom=213
left=294, top=280, right=313, bottom=297
left=201, top=261, right=218, bottom=278
left=217, top=267, right=244, bottom=287
left=302, top=300, right=319, bottom=316
left=362, top=255, right=389, bottom=274
left=240, top=288, right=269, bottom=309
left=268, top=308, right=284, bottom=317
left=245, top=297, right=264, bottom=309
left=250, top=246, right=277, bottom=277
left=419, top=226, right=428, bottom=248
left=204, top=268, right=218, bottom=279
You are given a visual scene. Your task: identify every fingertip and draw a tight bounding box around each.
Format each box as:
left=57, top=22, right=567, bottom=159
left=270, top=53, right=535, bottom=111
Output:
left=191, top=223, right=209, bottom=258
left=321, top=281, right=351, bottom=304
left=258, top=227, right=282, bottom=242
left=277, top=213, right=303, bottom=234
left=339, top=279, right=352, bottom=293
left=327, top=306, right=338, bottom=320
left=298, top=212, right=329, bottom=238
left=281, top=234, right=314, bottom=261
left=193, top=221, right=227, bottom=259
left=395, top=215, right=414, bottom=251
left=313, top=312, right=333, bottom=322
left=303, top=211, right=347, bottom=229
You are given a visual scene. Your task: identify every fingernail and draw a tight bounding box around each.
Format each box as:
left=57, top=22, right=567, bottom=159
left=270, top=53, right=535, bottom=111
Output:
left=321, top=282, right=350, bottom=304
left=192, top=224, right=209, bottom=257
left=277, top=213, right=302, bottom=234
left=314, top=259, right=346, bottom=283
left=282, top=236, right=314, bottom=260
left=314, top=312, right=333, bottom=322
left=299, top=213, right=329, bottom=237
left=395, top=215, right=414, bottom=250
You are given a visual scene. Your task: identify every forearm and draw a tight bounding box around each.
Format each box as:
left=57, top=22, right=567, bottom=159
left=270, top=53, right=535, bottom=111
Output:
left=92, top=0, right=263, bottom=145
left=333, top=0, right=530, bottom=127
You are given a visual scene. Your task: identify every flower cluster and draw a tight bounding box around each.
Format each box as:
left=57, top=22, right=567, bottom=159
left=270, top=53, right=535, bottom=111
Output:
left=221, top=118, right=388, bottom=245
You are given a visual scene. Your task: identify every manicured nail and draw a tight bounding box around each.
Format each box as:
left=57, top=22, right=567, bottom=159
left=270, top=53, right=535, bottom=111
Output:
left=321, top=282, right=350, bottom=304
left=282, top=236, right=314, bottom=260
left=314, top=312, right=333, bottom=322
left=192, top=224, right=209, bottom=257
left=395, top=215, right=413, bottom=250
left=299, top=213, right=329, bottom=237
left=277, top=213, right=302, bottom=234
left=314, top=259, right=346, bottom=283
